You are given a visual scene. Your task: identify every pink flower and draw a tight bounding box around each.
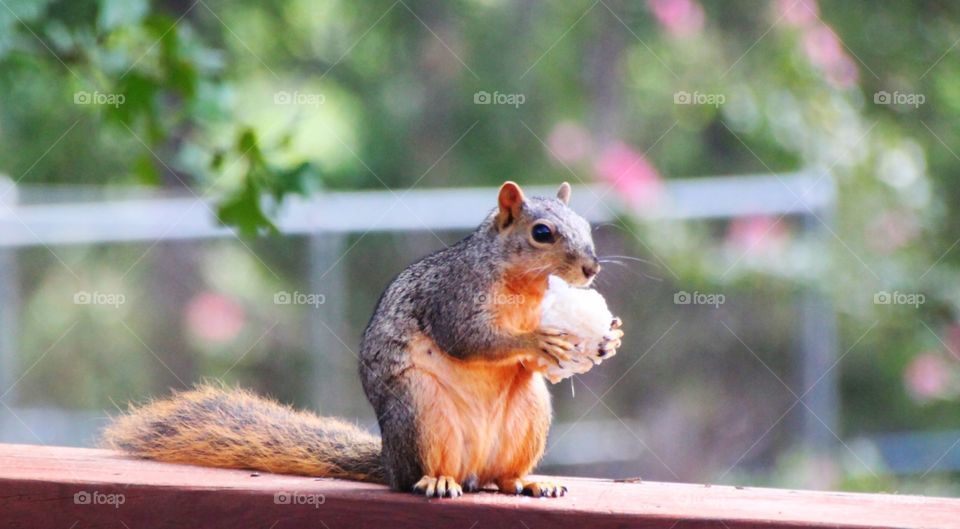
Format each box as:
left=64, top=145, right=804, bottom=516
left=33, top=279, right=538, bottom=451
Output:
left=802, top=24, right=858, bottom=89
left=185, top=291, right=246, bottom=344
left=594, top=141, right=662, bottom=208
left=725, top=215, right=789, bottom=254
left=648, top=0, right=704, bottom=38
left=547, top=121, right=592, bottom=164
left=904, top=352, right=953, bottom=402
left=775, top=0, right=819, bottom=28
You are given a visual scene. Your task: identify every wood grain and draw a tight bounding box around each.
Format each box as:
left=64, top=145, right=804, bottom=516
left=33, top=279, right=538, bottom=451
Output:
left=1, top=443, right=957, bottom=529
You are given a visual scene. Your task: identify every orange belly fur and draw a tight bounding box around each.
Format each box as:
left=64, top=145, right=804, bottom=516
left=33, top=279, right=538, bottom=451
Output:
left=406, top=332, right=552, bottom=486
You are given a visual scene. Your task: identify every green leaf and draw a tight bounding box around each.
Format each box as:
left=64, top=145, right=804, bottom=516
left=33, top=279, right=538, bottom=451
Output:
left=268, top=161, right=320, bottom=199
left=209, top=150, right=225, bottom=172
left=237, top=128, right=258, bottom=154
left=236, top=127, right=266, bottom=167
left=167, top=59, right=198, bottom=98
left=109, top=72, right=158, bottom=125
left=216, top=176, right=277, bottom=237
left=133, top=154, right=160, bottom=185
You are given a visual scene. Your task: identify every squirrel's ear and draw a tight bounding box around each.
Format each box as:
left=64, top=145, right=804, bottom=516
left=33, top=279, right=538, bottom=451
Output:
left=497, top=181, right=526, bottom=229
left=556, top=182, right=572, bottom=205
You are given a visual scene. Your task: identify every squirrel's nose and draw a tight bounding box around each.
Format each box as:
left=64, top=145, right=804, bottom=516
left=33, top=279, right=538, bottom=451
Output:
left=582, top=260, right=600, bottom=279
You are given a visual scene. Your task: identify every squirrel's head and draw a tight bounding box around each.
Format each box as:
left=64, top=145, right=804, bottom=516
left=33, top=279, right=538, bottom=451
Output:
left=492, top=181, right=599, bottom=287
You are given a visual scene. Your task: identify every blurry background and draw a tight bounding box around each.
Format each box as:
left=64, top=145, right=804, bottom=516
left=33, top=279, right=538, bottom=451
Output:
left=0, top=0, right=958, bottom=496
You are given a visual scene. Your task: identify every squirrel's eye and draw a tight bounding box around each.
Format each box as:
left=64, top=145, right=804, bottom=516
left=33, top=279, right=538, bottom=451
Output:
left=531, top=223, right=555, bottom=244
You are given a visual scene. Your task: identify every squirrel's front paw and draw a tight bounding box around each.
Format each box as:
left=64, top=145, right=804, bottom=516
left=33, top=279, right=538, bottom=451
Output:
left=536, top=328, right=576, bottom=367
left=413, top=475, right=463, bottom=498
left=598, top=317, right=624, bottom=358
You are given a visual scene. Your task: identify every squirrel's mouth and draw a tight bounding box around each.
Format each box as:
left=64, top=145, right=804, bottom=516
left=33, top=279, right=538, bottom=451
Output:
left=576, top=276, right=597, bottom=287
left=558, top=268, right=597, bottom=288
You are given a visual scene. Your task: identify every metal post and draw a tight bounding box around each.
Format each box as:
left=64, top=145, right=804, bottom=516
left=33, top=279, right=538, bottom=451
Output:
left=797, top=207, right=840, bottom=458
left=0, top=177, right=19, bottom=403
left=307, top=233, right=359, bottom=416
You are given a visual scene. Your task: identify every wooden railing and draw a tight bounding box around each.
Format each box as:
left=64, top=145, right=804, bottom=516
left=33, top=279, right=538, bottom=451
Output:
left=1, top=443, right=958, bottom=528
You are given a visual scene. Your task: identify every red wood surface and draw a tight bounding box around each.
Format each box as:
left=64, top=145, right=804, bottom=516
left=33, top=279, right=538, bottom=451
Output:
left=0, top=443, right=958, bottom=529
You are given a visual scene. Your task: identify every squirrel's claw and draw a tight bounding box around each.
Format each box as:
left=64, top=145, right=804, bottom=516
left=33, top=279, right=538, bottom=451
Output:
left=523, top=481, right=567, bottom=498
left=598, top=318, right=624, bottom=358
left=412, top=475, right=434, bottom=496
left=537, top=328, right=575, bottom=366
left=538, top=328, right=568, bottom=337
left=413, top=475, right=463, bottom=499
left=497, top=477, right=568, bottom=498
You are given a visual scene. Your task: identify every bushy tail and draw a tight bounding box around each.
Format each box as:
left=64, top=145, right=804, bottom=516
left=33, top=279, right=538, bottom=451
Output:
left=102, top=385, right=385, bottom=483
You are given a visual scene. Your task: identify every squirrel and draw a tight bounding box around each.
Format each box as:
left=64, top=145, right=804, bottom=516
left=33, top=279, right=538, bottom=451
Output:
left=102, top=181, right=623, bottom=499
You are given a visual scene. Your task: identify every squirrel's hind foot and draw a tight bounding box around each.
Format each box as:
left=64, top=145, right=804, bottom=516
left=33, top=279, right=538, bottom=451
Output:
left=496, top=477, right=567, bottom=498
left=412, top=475, right=463, bottom=498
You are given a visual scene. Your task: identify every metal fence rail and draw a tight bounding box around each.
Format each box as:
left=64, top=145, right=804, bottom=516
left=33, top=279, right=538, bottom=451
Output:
left=0, top=174, right=833, bottom=246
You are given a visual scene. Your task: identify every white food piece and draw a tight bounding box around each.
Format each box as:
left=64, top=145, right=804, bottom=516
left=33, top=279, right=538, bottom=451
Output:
left=534, top=275, right=615, bottom=383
